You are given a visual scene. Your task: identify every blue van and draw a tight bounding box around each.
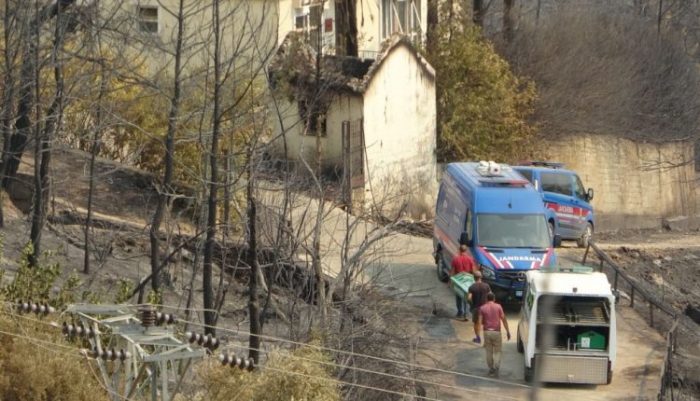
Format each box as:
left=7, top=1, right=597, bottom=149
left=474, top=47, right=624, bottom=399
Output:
left=434, top=161, right=560, bottom=301
left=513, top=162, right=594, bottom=248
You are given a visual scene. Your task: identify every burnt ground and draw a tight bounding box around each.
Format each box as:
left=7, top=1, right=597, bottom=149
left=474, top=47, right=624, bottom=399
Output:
left=561, top=229, right=700, bottom=399
left=0, top=147, right=698, bottom=399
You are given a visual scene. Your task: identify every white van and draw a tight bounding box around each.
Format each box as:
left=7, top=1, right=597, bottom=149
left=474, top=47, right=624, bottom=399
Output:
left=517, top=266, right=616, bottom=384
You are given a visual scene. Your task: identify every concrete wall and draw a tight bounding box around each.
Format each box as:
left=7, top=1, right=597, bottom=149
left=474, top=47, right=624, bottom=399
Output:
left=362, top=44, right=437, bottom=219
left=544, top=135, right=697, bottom=232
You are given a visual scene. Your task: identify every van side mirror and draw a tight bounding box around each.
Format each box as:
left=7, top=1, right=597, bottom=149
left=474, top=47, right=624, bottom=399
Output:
left=553, top=234, right=562, bottom=248
left=612, top=289, right=621, bottom=304
left=586, top=188, right=594, bottom=201
left=459, top=232, right=472, bottom=247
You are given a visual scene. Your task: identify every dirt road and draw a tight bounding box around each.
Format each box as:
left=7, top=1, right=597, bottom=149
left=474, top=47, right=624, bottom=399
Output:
left=369, top=237, right=665, bottom=400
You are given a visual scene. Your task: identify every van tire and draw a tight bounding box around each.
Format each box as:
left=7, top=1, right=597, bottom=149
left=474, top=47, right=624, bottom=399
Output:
left=436, top=252, right=449, bottom=283
left=577, top=222, right=593, bottom=248
left=517, top=329, right=524, bottom=353
left=548, top=221, right=557, bottom=246
left=607, top=370, right=613, bottom=385
left=524, top=366, right=534, bottom=383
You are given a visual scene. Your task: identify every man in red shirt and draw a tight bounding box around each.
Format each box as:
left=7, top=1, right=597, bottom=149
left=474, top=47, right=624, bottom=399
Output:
left=477, top=292, right=511, bottom=376
left=450, top=245, right=476, bottom=321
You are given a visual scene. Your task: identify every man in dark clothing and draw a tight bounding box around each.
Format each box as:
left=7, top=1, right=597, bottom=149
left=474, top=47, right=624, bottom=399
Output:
left=477, top=292, right=511, bottom=376
left=467, top=271, right=491, bottom=343
left=450, top=245, right=476, bottom=321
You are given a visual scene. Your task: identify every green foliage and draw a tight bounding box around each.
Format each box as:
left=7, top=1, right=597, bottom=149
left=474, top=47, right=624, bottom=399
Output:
left=427, top=20, right=539, bottom=162
left=1, top=243, right=62, bottom=305
left=55, top=270, right=82, bottom=307
left=114, top=279, right=134, bottom=304
left=147, top=289, right=162, bottom=306
left=195, top=342, right=340, bottom=401
left=0, top=241, right=84, bottom=311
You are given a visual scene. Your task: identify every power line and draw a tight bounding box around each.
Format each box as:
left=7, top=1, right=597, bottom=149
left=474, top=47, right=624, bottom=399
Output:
left=65, top=303, right=614, bottom=401
left=179, top=317, right=613, bottom=401
left=219, top=340, right=524, bottom=400
left=3, top=305, right=616, bottom=401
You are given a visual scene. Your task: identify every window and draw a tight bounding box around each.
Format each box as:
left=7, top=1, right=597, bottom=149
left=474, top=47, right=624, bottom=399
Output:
left=465, top=209, right=473, bottom=243
left=437, top=184, right=447, bottom=214
left=541, top=172, right=572, bottom=196
left=382, top=0, right=421, bottom=39
left=298, top=99, right=327, bottom=136
left=295, top=15, right=309, bottom=31
left=574, top=175, right=587, bottom=200
left=517, top=169, right=533, bottom=184
left=525, top=283, right=534, bottom=311
left=308, top=6, right=323, bottom=46
left=476, top=214, right=551, bottom=249
left=138, top=6, right=158, bottom=33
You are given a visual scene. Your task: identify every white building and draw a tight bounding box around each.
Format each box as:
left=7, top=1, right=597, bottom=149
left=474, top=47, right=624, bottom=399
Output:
left=269, top=34, right=437, bottom=218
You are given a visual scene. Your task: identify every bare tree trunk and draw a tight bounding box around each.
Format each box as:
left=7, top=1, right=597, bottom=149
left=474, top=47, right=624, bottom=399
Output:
left=1, top=0, right=77, bottom=191
left=203, top=0, right=222, bottom=336
left=338, top=0, right=359, bottom=56
left=30, top=0, right=64, bottom=266
left=247, top=150, right=261, bottom=363
left=0, top=0, right=19, bottom=228
left=426, top=0, right=438, bottom=52
left=149, top=0, right=185, bottom=292
left=84, top=0, right=108, bottom=275
left=503, top=0, right=514, bottom=42
left=29, top=5, right=42, bottom=266
left=312, top=21, right=327, bottom=320
left=473, top=0, right=484, bottom=26
left=214, top=152, right=232, bottom=325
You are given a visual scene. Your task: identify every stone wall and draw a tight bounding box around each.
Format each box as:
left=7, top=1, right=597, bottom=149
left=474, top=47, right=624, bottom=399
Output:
left=544, top=135, right=697, bottom=232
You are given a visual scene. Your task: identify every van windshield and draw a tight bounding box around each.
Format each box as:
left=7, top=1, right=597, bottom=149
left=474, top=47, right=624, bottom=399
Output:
left=476, top=214, right=551, bottom=248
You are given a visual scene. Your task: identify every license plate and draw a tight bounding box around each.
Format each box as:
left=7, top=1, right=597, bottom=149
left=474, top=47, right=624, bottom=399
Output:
left=515, top=291, right=523, bottom=297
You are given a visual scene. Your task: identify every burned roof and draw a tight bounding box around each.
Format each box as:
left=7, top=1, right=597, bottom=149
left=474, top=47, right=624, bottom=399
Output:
left=268, top=32, right=435, bottom=94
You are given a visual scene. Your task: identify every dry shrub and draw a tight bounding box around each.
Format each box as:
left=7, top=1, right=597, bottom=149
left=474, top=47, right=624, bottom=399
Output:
left=0, top=315, right=109, bottom=401
left=194, top=343, right=340, bottom=401
left=503, top=4, right=700, bottom=144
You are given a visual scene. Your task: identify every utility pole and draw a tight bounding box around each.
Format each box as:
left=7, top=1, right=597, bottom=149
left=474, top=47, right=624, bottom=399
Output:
left=64, top=304, right=206, bottom=401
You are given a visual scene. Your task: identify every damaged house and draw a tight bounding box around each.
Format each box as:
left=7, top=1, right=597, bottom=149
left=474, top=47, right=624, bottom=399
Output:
left=268, top=33, right=437, bottom=218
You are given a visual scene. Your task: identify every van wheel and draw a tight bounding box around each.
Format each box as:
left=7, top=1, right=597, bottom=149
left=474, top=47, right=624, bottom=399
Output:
left=548, top=221, right=557, bottom=245
left=436, top=252, right=449, bottom=283
left=524, top=366, right=534, bottom=383
left=577, top=222, right=593, bottom=248
left=607, top=370, right=613, bottom=385
left=517, top=329, right=524, bottom=353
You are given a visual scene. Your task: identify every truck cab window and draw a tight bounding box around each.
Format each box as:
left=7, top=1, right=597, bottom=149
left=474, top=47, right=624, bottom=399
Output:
left=438, top=184, right=447, bottom=214
left=541, top=172, right=572, bottom=196
left=518, top=170, right=533, bottom=184
left=465, top=210, right=473, bottom=242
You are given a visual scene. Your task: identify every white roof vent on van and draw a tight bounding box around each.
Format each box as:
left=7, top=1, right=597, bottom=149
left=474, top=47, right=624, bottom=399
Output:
left=477, top=161, right=511, bottom=177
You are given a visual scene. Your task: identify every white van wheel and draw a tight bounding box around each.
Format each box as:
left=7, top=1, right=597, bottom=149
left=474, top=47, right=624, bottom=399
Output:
left=517, top=329, right=524, bottom=353
left=524, top=366, right=534, bottom=383
left=577, top=222, right=593, bottom=248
